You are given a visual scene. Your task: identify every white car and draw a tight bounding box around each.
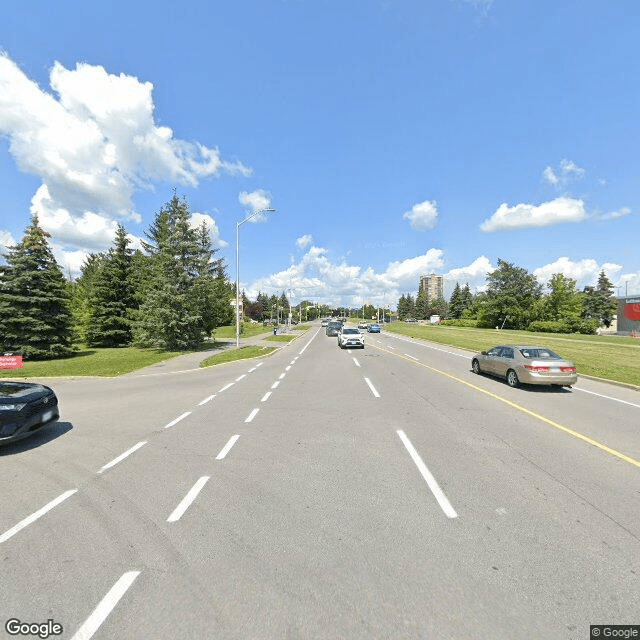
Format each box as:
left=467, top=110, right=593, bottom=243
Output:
left=337, top=327, right=365, bottom=349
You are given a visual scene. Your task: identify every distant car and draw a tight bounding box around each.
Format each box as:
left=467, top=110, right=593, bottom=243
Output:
left=471, top=345, right=577, bottom=389
left=321, top=318, right=329, bottom=326
left=367, top=323, right=381, bottom=333
left=338, top=327, right=365, bottom=349
left=0, top=381, right=60, bottom=445
left=325, top=321, right=343, bottom=337
left=357, top=322, right=369, bottom=330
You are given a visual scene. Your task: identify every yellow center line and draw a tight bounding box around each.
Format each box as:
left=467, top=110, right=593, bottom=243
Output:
left=372, top=344, right=640, bottom=469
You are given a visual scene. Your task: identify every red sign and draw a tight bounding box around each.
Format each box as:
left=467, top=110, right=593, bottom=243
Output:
left=624, top=303, right=640, bottom=321
left=0, top=356, right=23, bottom=369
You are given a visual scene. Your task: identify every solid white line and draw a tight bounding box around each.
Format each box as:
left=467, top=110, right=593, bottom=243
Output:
left=261, top=392, right=272, bottom=402
left=396, top=430, right=458, bottom=519
left=163, top=411, right=192, bottom=429
left=271, top=381, right=280, bottom=389
left=219, top=383, right=234, bottom=392
left=70, top=571, right=140, bottom=640
left=98, top=441, right=147, bottom=474
left=299, top=329, right=320, bottom=354
left=0, top=489, right=77, bottom=545
left=574, top=386, right=640, bottom=409
left=245, top=408, right=259, bottom=423
left=285, top=365, right=291, bottom=371
left=404, top=353, right=419, bottom=361
left=364, top=377, right=380, bottom=398
left=167, top=476, right=210, bottom=523
left=198, top=394, right=216, bottom=406
left=279, top=372, right=286, bottom=379
left=216, top=435, right=240, bottom=460
left=352, top=357, right=361, bottom=367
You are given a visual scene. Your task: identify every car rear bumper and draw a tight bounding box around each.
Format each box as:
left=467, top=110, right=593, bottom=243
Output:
left=519, top=370, right=578, bottom=386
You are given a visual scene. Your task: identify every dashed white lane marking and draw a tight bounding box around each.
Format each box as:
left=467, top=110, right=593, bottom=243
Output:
left=167, top=476, right=210, bottom=523
left=261, top=392, right=272, bottom=402
left=198, top=394, right=216, bottom=406
left=248, top=367, right=257, bottom=373
left=574, top=386, right=640, bottom=409
left=397, top=430, right=458, bottom=519
left=271, top=381, right=280, bottom=389
left=235, top=374, right=247, bottom=382
left=286, top=365, right=291, bottom=371
left=255, top=362, right=264, bottom=368
left=0, top=489, right=78, bottom=545
left=352, top=357, right=361, bottom=368
left=216, top=435, right=240, bottom=460
left=70, top=571, right=141, bottom=640
left=245, top=408, right=259, bottom=423
left=219, top=383, right=234, bottom=392
left=279, top=373, right=286, bottom=380
left=163, top=411, right=192, bottom=429
left=404, top=353, right=419, bottom=361
left=364, top=377, right=380, bottom=398
left=98, top=441, right=147, bottom=474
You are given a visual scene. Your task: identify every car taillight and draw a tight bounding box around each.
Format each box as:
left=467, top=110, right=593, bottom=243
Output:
left=524, top=365, right=550, bottom=372
left=560, top=366, right=576, bottom=372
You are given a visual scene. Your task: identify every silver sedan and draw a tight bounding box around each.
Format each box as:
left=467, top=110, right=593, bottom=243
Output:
left=471, top=345, right=577, bottom=388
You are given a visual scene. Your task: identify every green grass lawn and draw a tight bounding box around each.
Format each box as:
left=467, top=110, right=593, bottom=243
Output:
left=385, top=322, right=640, bottom=387
left=264, top=334, right=297, bottom=342
left=0, top=346, right=188, bottom=378
left=200, top=345, right=276, bottom=367
left=212, top=323, right=271, bottom=339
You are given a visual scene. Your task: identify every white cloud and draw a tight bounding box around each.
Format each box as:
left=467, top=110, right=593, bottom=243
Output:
left=444, top=255, right=495, bottom=294
left=0, top=53, right=250, bottom=254
left=533, top=257, right=623, bottom=291
left=480, top=197, right=587, bottom=231
left=403, top=200, right=438, bottom=231
left=238, top=189, right=273, bottom=221
left=542, top=159, right=585, bottom=188
left=617, top=271, right=640, bottom=297
left=296, top=234, right=313, bottom=250
left=598, top=207, right=631, bottom=221
left=190, top=212, right=228, bottom=249
left=0, top=230, right=17, bottom=254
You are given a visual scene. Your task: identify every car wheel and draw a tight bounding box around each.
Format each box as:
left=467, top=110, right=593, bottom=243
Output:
left=471, top=359, right=481, bottom=375
left=506, top=369, right=519, bottom=388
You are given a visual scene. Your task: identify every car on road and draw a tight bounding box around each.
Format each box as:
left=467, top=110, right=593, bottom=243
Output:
left=325, top=320, right=343, bottom=336
left=367, top=323, right=381, bottom=333
left=0, top=381, right=60, bottom=445
left=337, top=327, right=365, bottom=349
left=357, top=322, right=369, bottom=330
left=321, top=318, right=329, bottom=326
left=471, top=345, right=577, bottom=388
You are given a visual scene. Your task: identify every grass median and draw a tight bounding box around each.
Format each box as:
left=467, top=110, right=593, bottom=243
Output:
left=264, top=334, right=297, bottom=342
left=200, top=345, right=276, bottom=367
left=385, top=323, right=640, bottom=387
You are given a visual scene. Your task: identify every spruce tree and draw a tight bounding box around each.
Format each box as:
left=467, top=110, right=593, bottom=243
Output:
left=448, top=282, right=463, bottom=318
left=0, top=214, right=74, bottom=359
left=85, top=224, right=136, bottom=347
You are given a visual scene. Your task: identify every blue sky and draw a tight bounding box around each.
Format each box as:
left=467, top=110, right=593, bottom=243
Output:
left=1, top=0, right=638, bottom=308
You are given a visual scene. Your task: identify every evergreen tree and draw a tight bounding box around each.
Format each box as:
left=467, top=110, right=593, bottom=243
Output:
left=448, top=283, right=463, bottom=318
left=582, top=270, right=617, bottom=327
left=460, top=283, right=473, bottom=313
left=415, top=289, right=427, bottom=320
left=68, top=253, right=107, bottom=344
left=85, top=225, right=136, bottom=347
left=0, top=214, right=74, bottom=359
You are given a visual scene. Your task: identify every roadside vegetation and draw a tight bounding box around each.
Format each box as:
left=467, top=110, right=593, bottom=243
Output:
left=264, top=334, right=297, bottom=342
left=385, top=322, right=640, bottom=387
left=200, top=345, right=276, bottom=367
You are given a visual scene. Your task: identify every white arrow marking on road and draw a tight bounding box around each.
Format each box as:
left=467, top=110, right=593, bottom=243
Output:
left=167, top=476, right=210, bottom=523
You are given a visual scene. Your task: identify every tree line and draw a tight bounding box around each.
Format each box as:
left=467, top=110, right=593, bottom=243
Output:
left=397, top=259, right=617, bottom=333
left=0, top=194, right=235, bottom=359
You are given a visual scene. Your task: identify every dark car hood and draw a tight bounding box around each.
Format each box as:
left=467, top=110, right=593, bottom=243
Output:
left=0, top=382, right=53, bottom=403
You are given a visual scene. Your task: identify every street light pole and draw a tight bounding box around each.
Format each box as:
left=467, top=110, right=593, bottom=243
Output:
left=236, top=208, right=275, bottom=348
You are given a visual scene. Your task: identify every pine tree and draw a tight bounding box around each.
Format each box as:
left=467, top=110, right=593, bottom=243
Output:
left=582, top=270, right=616, bottom=327
left=85, top=224, right=136, bottom=347
left=0, top=214, right=74, bottom=359
left=448, top=283, right=463, bottom=318
left=415, top=289, right=427, bottom=320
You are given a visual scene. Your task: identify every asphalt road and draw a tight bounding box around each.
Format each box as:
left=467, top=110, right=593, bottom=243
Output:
left=1, top=325, right=639, bottom=639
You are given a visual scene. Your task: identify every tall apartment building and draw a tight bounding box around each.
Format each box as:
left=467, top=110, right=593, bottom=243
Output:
left=419, top=273, right=444, bottom=301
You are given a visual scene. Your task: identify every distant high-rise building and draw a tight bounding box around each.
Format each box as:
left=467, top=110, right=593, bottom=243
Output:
left=419, top=273, right=444, bottom=301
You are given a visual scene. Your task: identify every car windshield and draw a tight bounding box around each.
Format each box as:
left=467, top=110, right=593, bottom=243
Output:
left=519, top=348, right=561, bottom=359
left=342, top=328, right=359, bottom=334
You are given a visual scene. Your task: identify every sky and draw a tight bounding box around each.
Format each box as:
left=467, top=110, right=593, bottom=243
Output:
left=1, top=0, right=638, bottom=309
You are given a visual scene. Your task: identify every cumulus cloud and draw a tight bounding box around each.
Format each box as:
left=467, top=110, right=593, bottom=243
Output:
left=533, top=257, right=623, bottom=291
left=296, top=234, right=313, bottom=250
left=238, top=189, right=273, bottom=221
left=0, top=53, right=250, bottom=255
left=190, top=212, right=228, bottom=248
left=480, top=197, right=587, bottom=231
left=443, top=255, right=495, bottom=294
left=542, top=159, right=585, bottom=188
left=0, top=230, right=17, bottom=254
left=403, top=200, right=438, bottom=231
left=598, top=207, right=631, bottom=221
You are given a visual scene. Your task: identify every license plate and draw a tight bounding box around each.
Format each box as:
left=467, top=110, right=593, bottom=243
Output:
left=550, top=367, right=560, bottom=373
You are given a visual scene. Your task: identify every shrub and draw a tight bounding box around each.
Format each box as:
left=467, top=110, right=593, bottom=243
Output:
left=441, top=318, right=479, bottom=327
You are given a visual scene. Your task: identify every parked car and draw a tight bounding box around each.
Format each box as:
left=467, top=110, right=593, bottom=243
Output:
left=0, top=381, right=60, bottom=445
left=367, top=323, right=381, bottom=333
left=338, top=327, right=365, bottom=349
left=325, top=320, right=343, bottom=336
left=471, top=345, right=577, bottom=388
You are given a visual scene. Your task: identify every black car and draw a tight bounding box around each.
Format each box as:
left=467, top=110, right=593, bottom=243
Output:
left=325, top=320, right=343, bottom=337
left=0, top=381, right=59, bottom=445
